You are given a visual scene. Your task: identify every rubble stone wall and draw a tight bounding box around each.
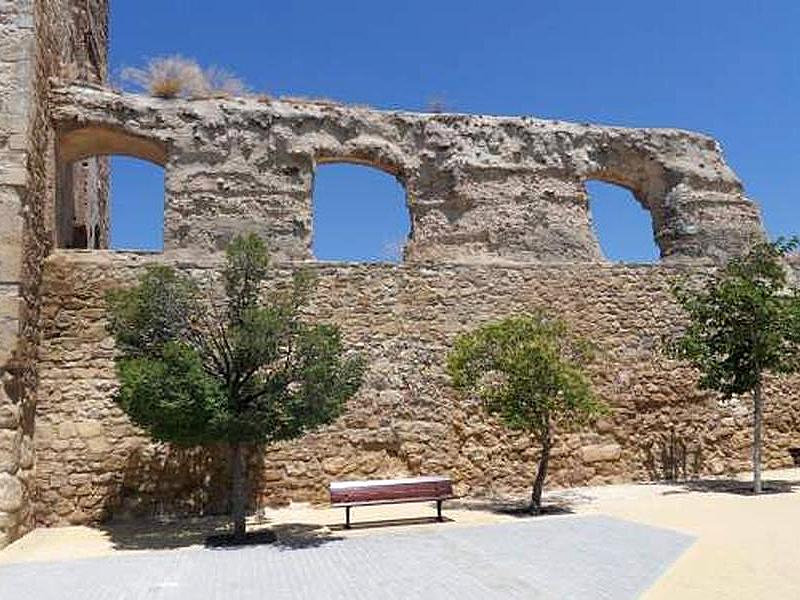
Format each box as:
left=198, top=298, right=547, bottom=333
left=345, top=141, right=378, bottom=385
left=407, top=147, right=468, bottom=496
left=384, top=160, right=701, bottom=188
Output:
left=33, top=252, right=800, bottom=525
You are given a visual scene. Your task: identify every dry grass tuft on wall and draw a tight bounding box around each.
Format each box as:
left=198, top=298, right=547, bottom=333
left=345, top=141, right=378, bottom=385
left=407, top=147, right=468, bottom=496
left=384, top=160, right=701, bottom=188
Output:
left=121, top=56, right=248, bottom=99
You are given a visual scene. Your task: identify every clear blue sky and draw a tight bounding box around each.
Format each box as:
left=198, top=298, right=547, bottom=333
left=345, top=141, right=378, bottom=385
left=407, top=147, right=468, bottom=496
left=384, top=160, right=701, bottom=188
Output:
left=108, top=0, right=800, bottom=262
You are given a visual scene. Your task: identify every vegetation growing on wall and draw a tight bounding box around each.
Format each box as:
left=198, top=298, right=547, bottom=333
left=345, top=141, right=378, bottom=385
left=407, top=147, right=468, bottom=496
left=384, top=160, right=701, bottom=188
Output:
left=121, top=55, right=247, bottom=99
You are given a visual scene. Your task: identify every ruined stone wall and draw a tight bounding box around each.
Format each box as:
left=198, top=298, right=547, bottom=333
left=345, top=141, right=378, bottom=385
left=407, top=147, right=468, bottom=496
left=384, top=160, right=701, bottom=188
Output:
left=52, top=86, right=765, bottom=265
left=0, top=3, right=789, bottom=538
left=0, top=0, right=107, bottom=547
left=33, top=252, right=800, bottom=525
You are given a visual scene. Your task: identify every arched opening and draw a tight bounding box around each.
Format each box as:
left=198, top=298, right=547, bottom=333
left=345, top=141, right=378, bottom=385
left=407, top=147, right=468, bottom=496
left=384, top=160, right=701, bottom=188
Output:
left=312, top=163, right=410, bottom=262
left=55, top=156, right=165, bottom=251
left=109, top=157, right=165, bottom=251
left=586, top=180, right=660, bottom=263
left=55, top=126, right=167, bottom=251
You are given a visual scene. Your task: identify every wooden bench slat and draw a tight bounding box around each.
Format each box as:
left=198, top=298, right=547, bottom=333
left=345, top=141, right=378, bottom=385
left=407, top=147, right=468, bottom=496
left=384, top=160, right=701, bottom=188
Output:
left=329, top=475, right=455, bottom=528
left=330, top=479, right=453, bottom=505
left=331, top=496, right=454, bottom=508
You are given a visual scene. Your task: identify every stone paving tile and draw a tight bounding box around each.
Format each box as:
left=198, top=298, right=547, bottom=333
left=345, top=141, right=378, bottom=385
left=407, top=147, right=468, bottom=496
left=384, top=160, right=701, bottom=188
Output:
left=0, top=515, right=693, bottom=600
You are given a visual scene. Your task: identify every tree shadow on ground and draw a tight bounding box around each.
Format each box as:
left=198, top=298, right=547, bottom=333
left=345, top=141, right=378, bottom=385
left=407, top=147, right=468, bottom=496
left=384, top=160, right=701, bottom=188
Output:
left=206, top=523, right=344, bottom=551
left=100, top=516, right=343, bottom=552
left=449, top=497, right=574, bottom=517
left=663, top=477, right=800, bottom=496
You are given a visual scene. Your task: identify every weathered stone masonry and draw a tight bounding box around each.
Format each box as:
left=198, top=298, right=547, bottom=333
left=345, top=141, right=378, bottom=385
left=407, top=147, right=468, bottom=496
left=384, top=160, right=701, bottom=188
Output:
left=1, top=0, right=798, bottom=547
left=33, top=254, right=800, bottom=525
left=51, top=84, right=764, bottom=264
left=0, top=0, right=107, bottom=547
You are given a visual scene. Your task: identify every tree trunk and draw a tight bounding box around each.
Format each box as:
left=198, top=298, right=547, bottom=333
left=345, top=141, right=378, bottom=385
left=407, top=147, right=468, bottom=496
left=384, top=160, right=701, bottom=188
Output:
left=752, top=381, right=763, bottom=495
left=531, top=422, right=552, bottom=515
left=231, top=442, right=247, bottom=539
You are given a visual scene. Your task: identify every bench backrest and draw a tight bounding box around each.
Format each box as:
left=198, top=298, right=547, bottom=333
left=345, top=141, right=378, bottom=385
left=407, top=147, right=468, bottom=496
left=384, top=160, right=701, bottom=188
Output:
left=330, top=476, right=453, bottom=504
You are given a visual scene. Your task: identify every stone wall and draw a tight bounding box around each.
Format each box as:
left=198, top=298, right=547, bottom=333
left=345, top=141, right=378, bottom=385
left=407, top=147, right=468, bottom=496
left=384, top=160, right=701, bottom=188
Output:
left=33, top=251, right=800, bottom=525
left=51, top=85, right=764, bottom=265
left=0, top=0, right=107, bottom=547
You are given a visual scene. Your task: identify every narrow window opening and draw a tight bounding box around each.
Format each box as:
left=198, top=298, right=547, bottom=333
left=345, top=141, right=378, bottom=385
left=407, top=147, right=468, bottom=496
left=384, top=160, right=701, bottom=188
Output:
left=312, top=163, right=410, bottom=262
left=587, top=180, right=660, bottom=263
left=56, top=155, right=165, bottom=252
left=109, top=156, right=165, bottom=251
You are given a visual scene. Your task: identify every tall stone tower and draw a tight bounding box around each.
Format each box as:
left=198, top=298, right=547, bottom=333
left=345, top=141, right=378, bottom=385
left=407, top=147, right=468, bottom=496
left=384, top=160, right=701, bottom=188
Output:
left=0, top=0, right=108, bottom=548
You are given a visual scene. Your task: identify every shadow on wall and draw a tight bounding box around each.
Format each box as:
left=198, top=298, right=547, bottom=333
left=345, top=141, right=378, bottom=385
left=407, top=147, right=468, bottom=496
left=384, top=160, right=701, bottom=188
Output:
left=105, top=442, right=267, bottom=523
left=642, top=428, right=703, bottom=481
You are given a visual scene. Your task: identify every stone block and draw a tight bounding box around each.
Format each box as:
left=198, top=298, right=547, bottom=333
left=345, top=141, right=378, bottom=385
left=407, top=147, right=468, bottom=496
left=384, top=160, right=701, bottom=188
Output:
left=86, top=437, right=111, bottom=454
left=0, top=319, right=17, bottom=366
left=18, top=434, right=32, bottom=469
left=0, top=428, right=20, bottom=473
left=0, top=164, right=26, bottom=186
left=57, top=421, right=78, bottom=439
left=0, top=403, right=20, bottom=428
left=0, top=472, right=23, bottom=512
left=76, top=421, right=103, bottom=438
left=580, top=444, right=622, bottom=464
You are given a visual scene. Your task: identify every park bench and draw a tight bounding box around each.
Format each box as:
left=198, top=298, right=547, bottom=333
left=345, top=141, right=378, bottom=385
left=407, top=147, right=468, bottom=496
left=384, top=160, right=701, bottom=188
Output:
left=330, top=475, right=455, bottom=529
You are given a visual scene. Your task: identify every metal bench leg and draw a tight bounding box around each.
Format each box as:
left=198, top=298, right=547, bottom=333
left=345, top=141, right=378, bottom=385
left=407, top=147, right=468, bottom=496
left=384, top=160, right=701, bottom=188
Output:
left=436, top=499, right=443, bottom=522
left=345, top=506, right=351, bottom=529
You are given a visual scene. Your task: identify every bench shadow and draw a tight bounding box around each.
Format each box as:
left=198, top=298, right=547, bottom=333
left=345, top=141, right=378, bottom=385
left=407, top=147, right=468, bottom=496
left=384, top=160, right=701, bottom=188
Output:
left=663, top=477, right=800, bottom=496
left=99, top=516, right=342, bottom=552
left=328, top=515, right=453, bottom=532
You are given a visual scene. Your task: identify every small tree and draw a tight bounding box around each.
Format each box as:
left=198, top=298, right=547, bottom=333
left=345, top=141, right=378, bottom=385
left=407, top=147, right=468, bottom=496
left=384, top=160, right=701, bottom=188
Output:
left=668, top=238, right=800, bottom=493
left=446, top=314, right=606, bottom=513
left=107, top=234, right=364, bottom=539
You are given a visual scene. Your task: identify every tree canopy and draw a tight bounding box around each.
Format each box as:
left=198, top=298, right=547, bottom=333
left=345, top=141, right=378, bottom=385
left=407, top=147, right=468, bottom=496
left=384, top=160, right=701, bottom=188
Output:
left=447, top=313, right=606, bottom=511
left=668, top=238, right=800, bottom=492
left=668, top=239, right=800, bottom=396
left=106, top=233, right=365, bottom=537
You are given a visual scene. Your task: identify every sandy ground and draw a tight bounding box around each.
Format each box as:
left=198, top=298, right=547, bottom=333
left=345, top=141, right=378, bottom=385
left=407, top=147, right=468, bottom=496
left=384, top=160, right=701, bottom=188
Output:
left=3, top=468, right=799, bottom=598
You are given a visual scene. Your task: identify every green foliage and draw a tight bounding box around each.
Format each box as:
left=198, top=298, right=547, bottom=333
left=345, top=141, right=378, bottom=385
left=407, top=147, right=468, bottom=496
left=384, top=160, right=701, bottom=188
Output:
left=447, top=313, right=606, bottom=439
left=106, top=233, right=366, bottom=447
left=115, top=342, right=226, bottom=445
left=668, top=238, right=800, bottom=396
left=105, top=265, right=197, bottom=356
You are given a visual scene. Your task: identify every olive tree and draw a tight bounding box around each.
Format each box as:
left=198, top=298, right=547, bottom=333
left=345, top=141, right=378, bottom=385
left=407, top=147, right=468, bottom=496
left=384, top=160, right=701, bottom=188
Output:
left=668, top=238, right=800, bottom=493
left=446, top=313, right=607, bottom=513
left=106, top=233, right=364, bottom=539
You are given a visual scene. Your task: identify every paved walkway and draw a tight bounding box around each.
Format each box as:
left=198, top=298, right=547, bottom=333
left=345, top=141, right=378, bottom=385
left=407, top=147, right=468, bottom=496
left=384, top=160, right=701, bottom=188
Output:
left=0, top=515, right=690, bottom=599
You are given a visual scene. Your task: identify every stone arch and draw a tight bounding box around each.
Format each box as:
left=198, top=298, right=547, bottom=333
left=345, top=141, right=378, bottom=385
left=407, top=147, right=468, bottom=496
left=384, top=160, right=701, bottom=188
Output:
left=579, top=142, right=672, bottom=260
left=314, top=133, right=410, bottom=181
left=55, top=126, right=168, bottom=249
left=57, top=125, right=167, bottom=167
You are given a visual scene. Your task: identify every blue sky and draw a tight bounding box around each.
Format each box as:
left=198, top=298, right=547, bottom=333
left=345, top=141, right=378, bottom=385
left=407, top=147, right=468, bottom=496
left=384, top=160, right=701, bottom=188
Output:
left=109, top=0, right=799, bottom=262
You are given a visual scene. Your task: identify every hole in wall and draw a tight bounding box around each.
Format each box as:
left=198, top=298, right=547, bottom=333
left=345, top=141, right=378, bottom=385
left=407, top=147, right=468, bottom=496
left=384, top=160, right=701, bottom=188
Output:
left=586, top=180, right=660, bottom=263
left=55, top=155, right=165, bottom=252
left=109, top=157, right=165, bottom=251
left=312, top=163, right=410, bottom=262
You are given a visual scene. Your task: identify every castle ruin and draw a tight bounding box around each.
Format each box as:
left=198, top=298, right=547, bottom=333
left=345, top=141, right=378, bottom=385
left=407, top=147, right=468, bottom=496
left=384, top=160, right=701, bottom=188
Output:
left=1, top=0, right=797, bottom=548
